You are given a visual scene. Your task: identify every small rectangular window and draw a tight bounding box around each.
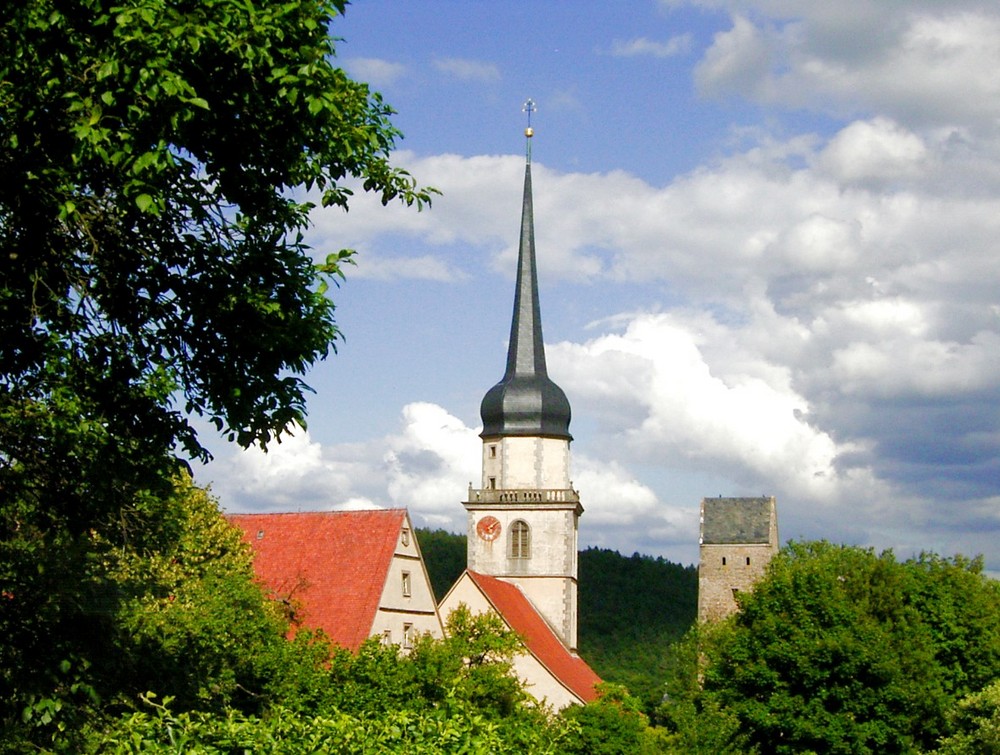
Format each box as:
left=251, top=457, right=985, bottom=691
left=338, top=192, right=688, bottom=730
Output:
left=401, top=528, right=410, bottom=547
left=381, top=629, right=392, bottom=645
left=489, top=445, right=497, bottom=458
left=488, top=477, right=496, bottom=489
left=722, top=556, right=727, bottom=566
left=403, top=623, right=413, bottom=649
left=746, top=556, right=751, bottom=566
left=401, top=571, right=411, bottom=598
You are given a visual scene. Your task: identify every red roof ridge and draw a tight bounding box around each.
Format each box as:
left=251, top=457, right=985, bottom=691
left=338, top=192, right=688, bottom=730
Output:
left=466, top=570, right=601, bottom=703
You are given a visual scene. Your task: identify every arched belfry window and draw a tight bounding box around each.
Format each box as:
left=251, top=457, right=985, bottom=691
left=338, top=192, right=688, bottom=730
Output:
left=510, top=520, right=531, bottom=559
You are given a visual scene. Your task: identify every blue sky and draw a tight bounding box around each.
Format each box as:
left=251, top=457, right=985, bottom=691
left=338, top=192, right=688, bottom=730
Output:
left=198, top=0, right=1000, bottom=571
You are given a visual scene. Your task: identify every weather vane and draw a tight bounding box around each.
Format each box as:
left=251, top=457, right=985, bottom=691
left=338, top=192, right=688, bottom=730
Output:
left=522, top=98, right=535, bottom=161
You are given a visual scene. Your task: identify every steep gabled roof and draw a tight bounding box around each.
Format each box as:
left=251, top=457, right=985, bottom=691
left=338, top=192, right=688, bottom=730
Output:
left=227, top=509, right=406, bottom=651
left=467, top=571, right=600, bottom=703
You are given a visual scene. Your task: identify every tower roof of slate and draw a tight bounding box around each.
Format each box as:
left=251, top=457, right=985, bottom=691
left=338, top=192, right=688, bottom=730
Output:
left=480, top=127, right=572, bottom=440
left=700, top=497, right=776, bottom=545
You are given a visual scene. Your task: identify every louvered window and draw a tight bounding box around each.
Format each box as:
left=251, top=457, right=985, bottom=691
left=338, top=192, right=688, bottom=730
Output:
left=510, top=520, right=531, bottom=559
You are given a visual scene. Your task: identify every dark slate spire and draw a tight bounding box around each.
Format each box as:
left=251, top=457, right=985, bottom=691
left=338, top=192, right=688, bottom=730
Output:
left=480, top=105, right=572, bottom=440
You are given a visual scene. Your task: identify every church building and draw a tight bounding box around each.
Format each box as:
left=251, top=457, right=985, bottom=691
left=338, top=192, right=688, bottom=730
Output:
left=439, top=107, right=600, bottom=706
left=229, top=109, right=599, bottom=707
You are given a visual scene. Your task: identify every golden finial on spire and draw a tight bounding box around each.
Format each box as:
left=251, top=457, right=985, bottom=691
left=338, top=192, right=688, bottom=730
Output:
left=522, top=98, right=536, bottom=138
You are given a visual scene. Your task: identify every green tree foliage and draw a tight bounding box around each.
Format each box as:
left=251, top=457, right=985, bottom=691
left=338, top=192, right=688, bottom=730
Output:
left=938, top=679, right=1000, bottom=754
left=658, top=624, right=748, bottom=754
left=578, top=548, right=697, bottom=712
left=91, top=477, right=309, bottom=712
left=561, top=683, right=668, bottom=755
left=1, top=0, right=432, bottom=740
left=4, top=476, right=320, bottom=749
left=313, top=606, right=532, bottom=722
left=78, top=602, right=571, bottom=753
left=416, top=527, right=468, bottom=600
left=666, top=541, right=1000, bottom=755
left=82, top=692, right=566, bottom=754
left=1, top=0, right=434, bottom=527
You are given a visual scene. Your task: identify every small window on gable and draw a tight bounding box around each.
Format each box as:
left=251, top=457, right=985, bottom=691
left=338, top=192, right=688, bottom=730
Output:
left=489, top=445, right=497, bottom=458
left=510, top=520, right=531, bottom=559
left=401, top=528, right=410, bottom=547
left=401, top=571, right=411, bottom=598
left=403, top=623, right=414, bottom=649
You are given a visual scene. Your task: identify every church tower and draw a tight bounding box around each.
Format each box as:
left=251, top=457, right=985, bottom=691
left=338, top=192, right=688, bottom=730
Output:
left=463, top=103, right=582, bottom=650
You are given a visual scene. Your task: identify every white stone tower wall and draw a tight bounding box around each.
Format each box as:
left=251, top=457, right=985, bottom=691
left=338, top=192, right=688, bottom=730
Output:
left=482, top=437, right=570, bottom=490
left=465, top=503, right=579, bottom=648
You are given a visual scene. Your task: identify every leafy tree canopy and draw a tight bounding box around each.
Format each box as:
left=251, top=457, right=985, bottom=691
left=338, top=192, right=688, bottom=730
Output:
left=1, top=0, right=435, bottom=529
left=938, top=679, right=1000, bottom=755
left=664, top=541, right=1000, bottom=755
left=561, top=683, right=667, bottom=755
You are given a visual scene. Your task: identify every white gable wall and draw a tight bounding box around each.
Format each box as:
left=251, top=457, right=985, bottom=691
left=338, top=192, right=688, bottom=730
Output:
left=371, top=513, right=443, bottom=647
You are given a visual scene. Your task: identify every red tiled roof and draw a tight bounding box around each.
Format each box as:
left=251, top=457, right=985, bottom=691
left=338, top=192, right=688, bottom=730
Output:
left=227, top=510, right=406, bottom=651
left=467, top=571, right=601, bottom=703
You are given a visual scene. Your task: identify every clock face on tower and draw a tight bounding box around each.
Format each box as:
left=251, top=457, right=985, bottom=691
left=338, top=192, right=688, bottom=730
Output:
left=476, top=515, right=502, bottom=542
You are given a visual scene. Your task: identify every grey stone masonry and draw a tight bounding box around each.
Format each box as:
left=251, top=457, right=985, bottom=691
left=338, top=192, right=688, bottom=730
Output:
left=698, top=496, right=779, bottom=623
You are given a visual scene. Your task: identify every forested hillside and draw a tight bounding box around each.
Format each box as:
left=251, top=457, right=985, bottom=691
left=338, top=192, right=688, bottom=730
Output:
left=416, top=528, right=468, bottom=600
left=416, top=529, right=698, bottom=710
left=578, top=548, right=697, bottom=710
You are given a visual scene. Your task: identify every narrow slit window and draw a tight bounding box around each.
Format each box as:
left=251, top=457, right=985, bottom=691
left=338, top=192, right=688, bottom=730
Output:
left=401, top=571, right=411, bottom=598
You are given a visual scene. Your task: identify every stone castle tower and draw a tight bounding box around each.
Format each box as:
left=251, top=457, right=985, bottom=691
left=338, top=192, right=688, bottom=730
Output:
left=697, top=496, right=779, bottom=623
left=463, top=114, right=582, bottom=650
